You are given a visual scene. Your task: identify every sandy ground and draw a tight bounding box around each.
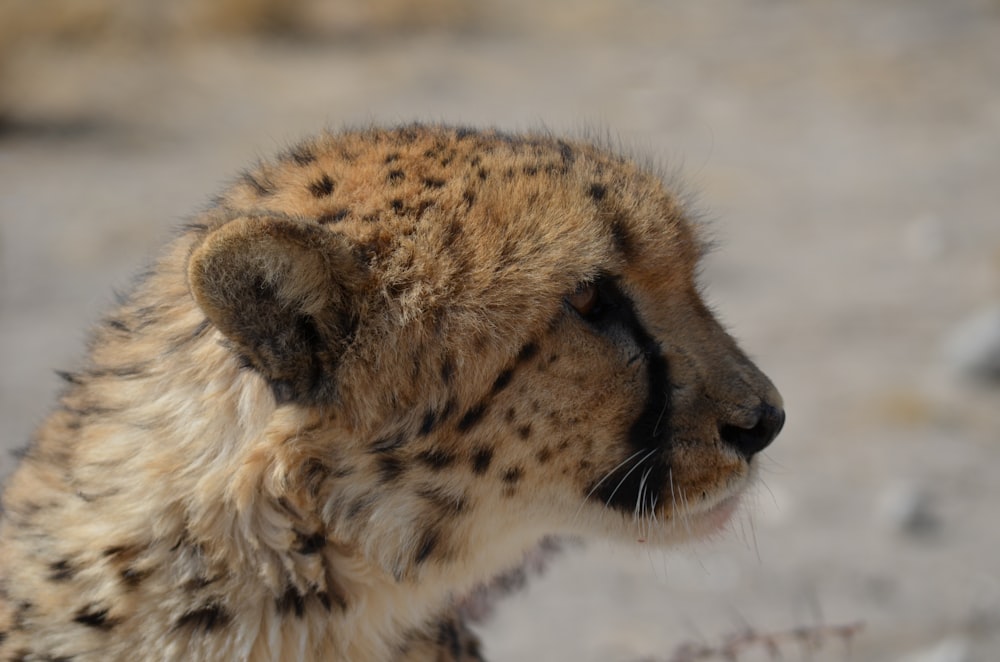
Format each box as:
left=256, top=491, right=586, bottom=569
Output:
left=2, top=1, right=1000, bottom=660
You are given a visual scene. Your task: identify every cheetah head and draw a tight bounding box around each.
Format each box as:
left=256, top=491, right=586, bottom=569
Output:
left=186, top=126, right=783, bottom=581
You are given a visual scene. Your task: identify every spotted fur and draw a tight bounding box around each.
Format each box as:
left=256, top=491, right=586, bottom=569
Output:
left=0, top=125, right=783, bottom=661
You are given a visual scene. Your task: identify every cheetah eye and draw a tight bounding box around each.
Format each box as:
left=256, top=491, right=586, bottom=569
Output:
left=566, top=281, right=600, bottom=317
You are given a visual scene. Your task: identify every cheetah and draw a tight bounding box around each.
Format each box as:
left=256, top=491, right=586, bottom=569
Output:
left=0, top=125, right=784, bottom=661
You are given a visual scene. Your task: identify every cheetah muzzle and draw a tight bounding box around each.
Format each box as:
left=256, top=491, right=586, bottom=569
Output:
left=0, top=124, right=784, bottom=661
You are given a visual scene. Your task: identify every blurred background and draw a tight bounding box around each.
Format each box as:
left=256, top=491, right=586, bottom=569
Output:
left=1, top=0, right=999, bottom=660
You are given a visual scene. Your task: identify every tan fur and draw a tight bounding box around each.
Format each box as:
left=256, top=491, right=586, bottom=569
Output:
left=0, top=125, right=783, bottom=661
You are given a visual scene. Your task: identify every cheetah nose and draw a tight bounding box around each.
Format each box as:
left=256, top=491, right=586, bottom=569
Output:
left=719, top=403, right=785, bottom=460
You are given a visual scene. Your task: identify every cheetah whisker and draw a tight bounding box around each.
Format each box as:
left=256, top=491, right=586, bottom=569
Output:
left=635, top=465, right=654, bottom=537
left=603, top=448, right=659, bottom=511
left=570, top=447, right=652, bottom=526
left=651, top=393, right=670, bottom=436
left=668, top=467, right=678, bottom=532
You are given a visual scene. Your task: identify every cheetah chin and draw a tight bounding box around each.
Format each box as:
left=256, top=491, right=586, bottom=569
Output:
left=0, top=124, right=783, bottom=661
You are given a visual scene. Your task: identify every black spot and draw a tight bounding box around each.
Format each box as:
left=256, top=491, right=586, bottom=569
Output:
left=385, top=152, right=400, bottom=163
left=378, top=455, right=405, bottom=483
left=372, top=432, right=409, bottom=453
left=416, top=449, right=456, bottom=470
left=422, top=177, right=446, bottom=189
left=183, top=575, right=217, bottom=591
left=517, top=342, right=539, bottom=364
left=300, top=458, right=331, bottom=496
left=502, top=467, right=524, bottom=484
left=73, top=605, right=116, bottom=631
left=13, top=601, right=32, bottom=630
left=49, top=559, right=75, bottom=581
left=557, top=140, right=575, bottom=164
left=308, top=173, right=335, bottom=198
left=390, top=198, right=405, bottom=214
left=517, top=424, right=532, bottom=440
left=477, top=168, right=489, bottom=181
left=270, top=380, right=295, bottom=405
left=414, top=530, right=440, bottom=565
left=191, top=318, right=211, bottom=340
left=295, top=531, right=326, bottom=555
left=174, top=603, right=231, bottom=632
left=437, top=618, right=463, bottom=658
left=242, top=171, right=274, bottom=196
left=467, top=639, right=485, bottom=661
left=457, top=402, right=488, bottom=432
left=318, top=209, right=350, bottom=224
left=418, top=409, right=438, bottom=436
left=522, top=165, right=538, bottom=176
left=441, top=357, right=455, bottom=385
left=398, top=127, right=420, bottom=143
left=294, top=313, right=322, bottom=350
left=56, top=371, right=82, bottom=385
left=284, top=143, right=316, bottom=166
left=86, top=364, right=147, bottom=380
left=471, top=447, right=493, bottom=475
left=276, top=586, right=306, bottom=618
left=327, top=587, right=349, bottom=611
left=388, top=169, right=405, bottom=184
left=413, top=199, right=435, bottom=218
left=315, top=592, right=333, bottom=611
left=535, top=447, right=552, bottom=464
left=346, top=495, right=375, bottom=520
left=462, top=190, right=476, bottom=207
left=588, top=183, right=607, bottom=202
left=442, top=220, right=462, bottom=247
left=416, top=486, right=467, bottom=516
left=491, top=368, right=514, bottom=394
left=315, top=589, right=348, bottom=613
left=120, top=566, right=150, bottom=588
left=610, top=216, right=635, bottom=258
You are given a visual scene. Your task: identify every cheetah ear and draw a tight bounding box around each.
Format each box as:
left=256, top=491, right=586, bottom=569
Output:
left=188, top=215, right=366, bottom=404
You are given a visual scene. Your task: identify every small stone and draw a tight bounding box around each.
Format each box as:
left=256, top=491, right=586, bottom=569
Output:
left=943, top=304, right=1000, bottom=382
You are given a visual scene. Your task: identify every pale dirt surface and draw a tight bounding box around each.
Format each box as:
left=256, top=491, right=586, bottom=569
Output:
left=2, top=1, right=1000, bottom=660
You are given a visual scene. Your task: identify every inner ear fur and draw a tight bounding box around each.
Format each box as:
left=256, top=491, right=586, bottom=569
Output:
left=187, top=215, right=366, bottom=404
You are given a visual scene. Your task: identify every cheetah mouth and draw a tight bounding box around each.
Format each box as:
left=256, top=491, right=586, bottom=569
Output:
left=687, top=492, right=742, bottom=532
left=671, top=467, right=760, bottom=539
left=670, top=438, right=768, bottom=529
left=632, top=491, right=744, bottom=544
